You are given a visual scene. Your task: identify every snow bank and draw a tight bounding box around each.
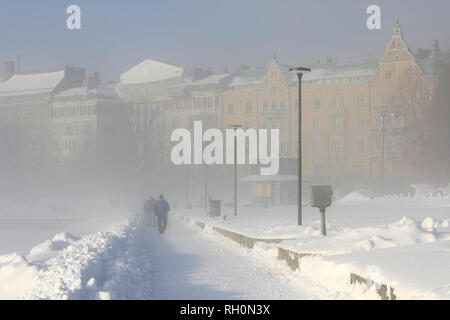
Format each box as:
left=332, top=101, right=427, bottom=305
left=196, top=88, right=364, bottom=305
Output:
left=335, top=191, right=372, bottom=204
left=0, top=215, right=155, bottom=300
left=283, top=216, right=449, bottom=256
left=28, top=232, right=80, bottom=262
left=328, top=240, right=450, bottom=299
left=0, top=254, right=40, bottom=299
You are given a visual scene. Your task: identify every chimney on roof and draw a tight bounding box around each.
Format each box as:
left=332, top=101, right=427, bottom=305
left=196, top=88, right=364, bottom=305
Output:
left=1, top=61, right=15, bottom=82
left=87, top=72, right=101, bottom=90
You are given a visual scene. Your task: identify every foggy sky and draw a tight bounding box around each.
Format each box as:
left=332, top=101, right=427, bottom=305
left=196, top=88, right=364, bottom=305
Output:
left=0, top=0, right=449, bottom=81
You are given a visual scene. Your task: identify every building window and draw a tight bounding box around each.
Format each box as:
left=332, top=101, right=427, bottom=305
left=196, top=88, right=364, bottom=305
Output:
left=375, top=116, right=383, bottom=128
left=331, top=96, right=337, bottom=108
left=246, top=102, right=253, bottom=114
left=331, top=117, right=342, bottom=130
left=395, top=136, right=403, bottom=150
left=339, top=96, right=345, bottom=107
left=330, top=138, right=341, bottom=153
left=410, top=90, right=419, bottom=104
left=227, top=104, right=234, bottom=114
left=393, top=117, right=403, bottom=128
left=263, top=101, right=268, bottom=112
left=312, top=139, right=321, bottom=154
left=357, top=95, right=366, bottom=108
left=386, top=136, right=393, bottom=151
left=386, top=71, right=392, bottom=80
left=272, top=101, right=277, bottom=111
left=313, top=98, right=321, bottom=110
left=357, top=138, right=366, bottom=152
left=313, top=119, right=321, bottom=130
left=279, top=101, right=286, bottom=113
left=357, top=116, right=365, bottom=129
left=394, top=55, right=399, bottom=62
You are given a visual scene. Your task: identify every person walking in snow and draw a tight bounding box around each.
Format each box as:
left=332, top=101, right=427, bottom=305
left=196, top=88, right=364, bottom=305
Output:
left=155, top=195, right=170, bottom=234
left=144, top=195, right=157, bottom=227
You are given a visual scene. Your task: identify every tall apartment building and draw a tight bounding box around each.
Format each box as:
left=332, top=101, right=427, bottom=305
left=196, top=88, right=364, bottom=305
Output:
left=0, top=67, right=85, bottom=181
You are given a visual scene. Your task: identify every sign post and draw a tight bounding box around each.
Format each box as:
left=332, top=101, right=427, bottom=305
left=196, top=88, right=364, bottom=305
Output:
left=310, top=185, right=333, bottom=236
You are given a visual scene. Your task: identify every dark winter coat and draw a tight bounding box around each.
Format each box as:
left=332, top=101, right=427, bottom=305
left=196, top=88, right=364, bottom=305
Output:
left=155, top=199, right=170, bottom=217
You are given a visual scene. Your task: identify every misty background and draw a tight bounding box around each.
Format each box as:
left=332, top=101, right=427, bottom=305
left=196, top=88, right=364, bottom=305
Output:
left=0, top=1, right=450, bottom=253
left=1, top=0, right=450, bottom=81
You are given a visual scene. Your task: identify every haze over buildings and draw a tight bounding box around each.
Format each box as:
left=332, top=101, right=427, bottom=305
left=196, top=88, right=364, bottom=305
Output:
left=1, top=1, right=450, bottom=81
left=1, top=19, right=449, bottom=206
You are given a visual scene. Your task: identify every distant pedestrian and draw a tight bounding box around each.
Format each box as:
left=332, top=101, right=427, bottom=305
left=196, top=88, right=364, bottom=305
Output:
left=155, top=195, right=170, bottom=234
left=143, top=195, right=157, bottom=227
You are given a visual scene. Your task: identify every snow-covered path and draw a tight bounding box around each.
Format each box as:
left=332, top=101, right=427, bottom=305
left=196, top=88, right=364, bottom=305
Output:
left=147, top=218, right=337, bottom=300
left=4, top=211, right=352, bottom=299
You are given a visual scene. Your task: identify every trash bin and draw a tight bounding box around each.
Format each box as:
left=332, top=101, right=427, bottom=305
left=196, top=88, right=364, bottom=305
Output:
left=209, top=200, right=221, bottom=217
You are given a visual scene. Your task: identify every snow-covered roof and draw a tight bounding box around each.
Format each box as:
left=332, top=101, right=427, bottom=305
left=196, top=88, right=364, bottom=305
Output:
left=120, top=59, right=184, bottom=85
left=285, top=57, right=380, bottom=83
left=301, top=67, right=376, bottom=81
left=229, top=68, right=267, bottom=86
left=54, top=85, right=117, bottom=99
left=0, top=69, right=65, bottom=97
left=189, top=73, right=231, bottom=86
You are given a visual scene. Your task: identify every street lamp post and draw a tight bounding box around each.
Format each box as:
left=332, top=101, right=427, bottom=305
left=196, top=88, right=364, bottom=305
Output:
left=381, top=114, right=386, bottom=196
left=289, top=67, right=311, bottom=226
left=228, top=124, right=242, bottom=217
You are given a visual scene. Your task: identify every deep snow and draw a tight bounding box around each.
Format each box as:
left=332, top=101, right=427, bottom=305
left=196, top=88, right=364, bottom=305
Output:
left=180, top=192, right=450, bottom=299
left=0, top=213, right=362, bottom=300
left=0, top=192, right=449, bottom=300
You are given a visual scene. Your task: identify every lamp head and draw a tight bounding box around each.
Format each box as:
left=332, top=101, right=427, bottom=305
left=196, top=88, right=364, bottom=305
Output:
left=289, top=67, right=311, bottom=73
